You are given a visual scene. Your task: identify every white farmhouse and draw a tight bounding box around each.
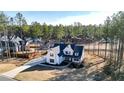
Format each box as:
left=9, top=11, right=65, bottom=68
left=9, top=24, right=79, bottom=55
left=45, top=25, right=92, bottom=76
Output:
left=46, top=43, right=84, bottom=65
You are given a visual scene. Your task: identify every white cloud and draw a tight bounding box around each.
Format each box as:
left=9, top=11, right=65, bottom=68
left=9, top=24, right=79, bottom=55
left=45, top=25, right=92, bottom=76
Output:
left=46, top=11, right=117, bottom=25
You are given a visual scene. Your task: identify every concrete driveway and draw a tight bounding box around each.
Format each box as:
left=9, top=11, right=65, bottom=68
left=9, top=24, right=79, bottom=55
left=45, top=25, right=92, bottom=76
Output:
left=0, top=76, right=15, bottom=81
left=1, top=56, right=46, bottom=79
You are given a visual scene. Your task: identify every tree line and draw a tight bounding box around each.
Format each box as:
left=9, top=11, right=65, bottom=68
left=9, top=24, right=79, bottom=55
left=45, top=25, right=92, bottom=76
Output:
left=0, top=11, right=124, bottom=43
left=0, top=11, right=105, bottom=42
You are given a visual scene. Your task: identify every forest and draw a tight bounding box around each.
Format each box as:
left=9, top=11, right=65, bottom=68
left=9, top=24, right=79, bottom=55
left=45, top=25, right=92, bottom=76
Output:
left=0, top=11, right=105, bottom=42
left=0, top=11, right=123, bottom=43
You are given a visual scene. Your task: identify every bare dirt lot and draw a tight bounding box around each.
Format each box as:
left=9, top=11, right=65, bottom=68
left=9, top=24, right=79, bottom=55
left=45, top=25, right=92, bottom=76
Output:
left=84, top=52, right=104, bottom=65
left=0, top=48, right=106, bottom=81
left=0, top=64, right=17, bottom=74
left=0, top=50, right=47, bottom=74
left=15, top=66, right=63, bottom=81
left=15, top=52, right=105, bottom=81
left=0, top=58, right=29, bottom=74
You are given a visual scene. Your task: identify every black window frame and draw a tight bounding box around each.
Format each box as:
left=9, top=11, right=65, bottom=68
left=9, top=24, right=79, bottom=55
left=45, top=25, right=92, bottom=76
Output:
left=74, top=58, right=79, bottom=61
left=75, top=52, right=79, bottom=56
left=50, top=53, right=54, bottom=57
left=65, top=51, right=71, bottom=55
left=50, top=59, right=54, bottom=63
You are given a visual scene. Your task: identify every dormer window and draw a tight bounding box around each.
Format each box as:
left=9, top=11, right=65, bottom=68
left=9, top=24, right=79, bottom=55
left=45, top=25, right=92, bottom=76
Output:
left=75, top=53, right=79, bottom=56
left=50, top=53, right=54, bottom=56
left=63, top=45, right=74, bottom=55
left=65, top=51, right=68, bottom=54
left=65, top=51, right=71, bottom=55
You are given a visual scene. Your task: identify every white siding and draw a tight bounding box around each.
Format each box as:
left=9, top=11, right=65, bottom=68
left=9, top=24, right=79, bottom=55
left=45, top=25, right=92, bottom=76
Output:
left=80, top=48, right=85, bottom=62
left=63, top=45, right=74, bottom=55
left=52, top=46, right=60, bottom=54
left=46, top=50, right=55, bottom=64
left=72, top=58, right=80, bottom=63
left=46, top=48, right=62, bottom=65
left=59, top=56, right=64, bottom=64
left=15, top=43, right=19, bottom=52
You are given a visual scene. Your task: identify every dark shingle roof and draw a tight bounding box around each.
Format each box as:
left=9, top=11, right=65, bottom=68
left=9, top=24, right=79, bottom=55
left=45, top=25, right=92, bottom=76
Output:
left=57, top=43, right=67, bottom=56
left=54, top=43, right=75, bottom=50
left=53, top=43, right=84, bottom=58
left=58, top=52, right=64, bottom=56
left=73, top=45, right=84, bottom=58
left=54, top=43, right=67, bottom=50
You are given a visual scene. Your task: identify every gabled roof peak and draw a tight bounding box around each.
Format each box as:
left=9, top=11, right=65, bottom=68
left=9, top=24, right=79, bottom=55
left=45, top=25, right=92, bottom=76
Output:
left=52, top=43, right=84, bottom=58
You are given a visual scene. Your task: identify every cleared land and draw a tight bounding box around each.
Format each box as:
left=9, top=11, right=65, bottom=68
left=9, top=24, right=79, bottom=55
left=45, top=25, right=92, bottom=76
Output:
left=0, top=44, right=107, bottom=81
left=15, top=52, right=105, bottom=81
left=0, top=50, right=47, bottom=74
left=0, top=58, right=29, bottom=74
left=0, top=64, right=17, bottom=74
left=15, top=66, right=63, bottom=81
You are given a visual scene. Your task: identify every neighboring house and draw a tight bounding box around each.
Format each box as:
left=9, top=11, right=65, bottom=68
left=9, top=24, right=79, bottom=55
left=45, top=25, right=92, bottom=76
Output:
left=11, top=36, right=24, bottom=51
left=1, top=36, right=9, bottom=41
left=0, top=35, right=24, bottom=52
left=11, top=36, right=23, bottom=44
left=0, top=41, right=17, bottom=52
left=46, top=43, right=84, bottom=65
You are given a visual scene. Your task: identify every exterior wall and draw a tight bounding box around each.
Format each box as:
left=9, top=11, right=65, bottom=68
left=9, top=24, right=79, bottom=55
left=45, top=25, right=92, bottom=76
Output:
left=47, top=46, right=62, bottom=65
left=59, top=56, right=64, bottom=64
left=72, top=58, right=80, bottom=63
left=18, top=45, right=22, bottom=51
left=53, top=46, right=60, bottom=54
left=80, top=48, right=85, bottom=62
left=63, top=45, right=74, bottom=55
left=46, top=50, right=61, bottom=65
left=64, top=57, right=72, bottom=62
left=12, top=43, right=19, bottom=52
left=46, top=51, right=64, bottom=65
left=73, top=46, right=85, bottom=63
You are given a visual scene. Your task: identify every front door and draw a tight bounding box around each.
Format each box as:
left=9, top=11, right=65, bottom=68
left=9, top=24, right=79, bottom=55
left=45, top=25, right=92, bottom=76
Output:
left=69, top=58, right=72, bottom=61
left=65, top=57, right=71, bottom=61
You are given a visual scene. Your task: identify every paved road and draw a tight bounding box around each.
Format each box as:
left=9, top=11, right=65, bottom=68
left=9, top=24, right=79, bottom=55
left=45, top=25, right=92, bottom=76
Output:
left=0, top=76, right=15, bottom=81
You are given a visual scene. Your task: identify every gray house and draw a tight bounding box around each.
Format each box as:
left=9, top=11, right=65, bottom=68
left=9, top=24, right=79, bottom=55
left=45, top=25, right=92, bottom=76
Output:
left=0, top=35, right=24, bottom=52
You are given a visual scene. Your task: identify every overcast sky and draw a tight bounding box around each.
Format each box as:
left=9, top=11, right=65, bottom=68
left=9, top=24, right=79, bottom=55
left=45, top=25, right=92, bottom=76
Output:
left=4, top=11, right=116, bottom=25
